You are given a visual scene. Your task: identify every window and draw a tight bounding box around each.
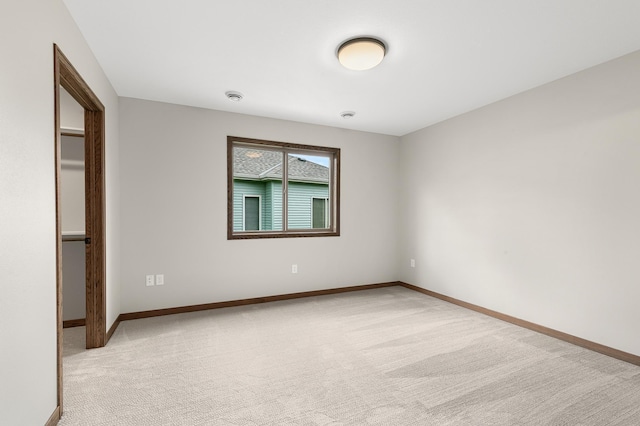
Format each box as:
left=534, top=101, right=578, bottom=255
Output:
left=228, top=136, right=340, bottom=239
left=243, top=195, right=261, bottom=231
left=312, top=198, right=328, bottom=229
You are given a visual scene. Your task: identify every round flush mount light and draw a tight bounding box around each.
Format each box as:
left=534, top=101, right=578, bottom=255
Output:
left=337, top=37, right=386, bottom=71
left=340, top=111, right=356, bottom=119
left=225, top=91, right=243, bottom=101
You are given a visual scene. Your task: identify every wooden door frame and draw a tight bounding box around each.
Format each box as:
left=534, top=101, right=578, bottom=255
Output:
left=53, top=44, right=106, bottom=413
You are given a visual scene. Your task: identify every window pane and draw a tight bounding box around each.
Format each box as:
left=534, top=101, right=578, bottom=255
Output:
left=233, top=146, right=282, bottom=231
left=287, top=154, right=330, bottom=230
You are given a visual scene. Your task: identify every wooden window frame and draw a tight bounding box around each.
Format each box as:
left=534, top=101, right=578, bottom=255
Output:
left=228, top=136, right=340, bottom=239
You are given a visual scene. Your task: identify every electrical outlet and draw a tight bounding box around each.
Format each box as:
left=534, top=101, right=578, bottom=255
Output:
left=291, top=264, right=298, bottom=274
left=155, top=274, right=164, bottom=285
left=410, top=259, right=416, bottom=268
left=146, top=275, right=155, bottom=286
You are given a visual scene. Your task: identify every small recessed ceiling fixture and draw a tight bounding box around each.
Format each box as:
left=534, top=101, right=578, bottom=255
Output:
left=225, top=91, right=244, bottom=101
left=337, top=37, right=386, bottom=71
left=340, top=111, right=356, bottom=119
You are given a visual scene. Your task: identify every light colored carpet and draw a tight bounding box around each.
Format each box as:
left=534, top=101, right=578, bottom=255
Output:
left=60, top=287, right=640, bottom=425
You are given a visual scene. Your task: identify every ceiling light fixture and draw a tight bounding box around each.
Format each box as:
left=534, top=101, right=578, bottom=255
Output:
left=337, top=37, right=386, bottom=71
left=340, top=111, right=356, bottom=119
left=225, top=91, right=243, bottom=101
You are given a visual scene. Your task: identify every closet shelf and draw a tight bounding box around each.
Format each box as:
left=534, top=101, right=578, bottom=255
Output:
left=62, top=232, right=86, bottom=242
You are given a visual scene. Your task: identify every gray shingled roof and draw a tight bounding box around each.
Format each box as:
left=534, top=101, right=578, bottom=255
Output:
left=233, top=147, right=329, bottom=183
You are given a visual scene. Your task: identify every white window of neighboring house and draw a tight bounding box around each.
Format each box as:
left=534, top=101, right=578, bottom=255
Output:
left=243, top=195, right=261, bottom=231
left=312, top=197, right=329, bottom=229
left=228, top=136, right=340, bottom=239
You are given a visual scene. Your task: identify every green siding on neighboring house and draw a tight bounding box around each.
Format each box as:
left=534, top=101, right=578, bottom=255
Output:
left=266, top=181, right=283, bottom=230
left=234, top=179, right=328, bottom=231
left=287, top=182, right=329, bottom=229
left=233, top=180, right=266, bottom=231
left=263, top=182, right=273, bottom=230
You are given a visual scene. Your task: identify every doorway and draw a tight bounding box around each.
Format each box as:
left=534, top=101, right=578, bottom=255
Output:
left=54, top=44, right=106, bottom=413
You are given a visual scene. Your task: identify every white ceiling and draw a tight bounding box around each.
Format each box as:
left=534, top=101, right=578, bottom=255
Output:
left=62, top=0, right=640, bottom=137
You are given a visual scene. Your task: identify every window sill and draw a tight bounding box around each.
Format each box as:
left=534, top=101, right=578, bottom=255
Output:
left=228, top=230, right=340, bottom=240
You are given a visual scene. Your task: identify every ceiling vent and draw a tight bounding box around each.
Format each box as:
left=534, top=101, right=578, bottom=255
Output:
left=225, top=91, right=244, bottom=101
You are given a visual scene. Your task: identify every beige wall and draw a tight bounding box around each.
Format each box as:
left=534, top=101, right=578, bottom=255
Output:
left=61, top=241, right=86, bottom=321
left=399, top=50, right=640, bottom=356
left=60, top=135, right=85, bottom=233
left=118, top=98, right=400, bottom=313
left=0, top=0, right=120, bottom=423
left=60, top=134, right=86, bottom=321
left=60, top=87, right=84, bottom=131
